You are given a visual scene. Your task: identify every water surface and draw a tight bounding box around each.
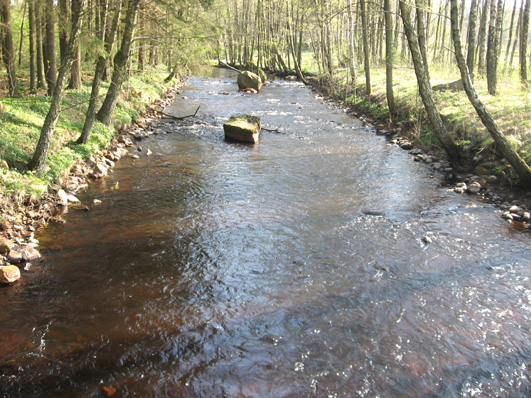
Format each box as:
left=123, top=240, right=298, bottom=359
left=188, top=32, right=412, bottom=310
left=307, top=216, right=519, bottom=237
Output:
left=1, top=68, right=531, bottom=397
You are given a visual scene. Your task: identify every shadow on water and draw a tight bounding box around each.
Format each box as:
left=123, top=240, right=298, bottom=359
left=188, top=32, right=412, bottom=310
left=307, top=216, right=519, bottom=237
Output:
left=1, top=67, right=531, bottom=397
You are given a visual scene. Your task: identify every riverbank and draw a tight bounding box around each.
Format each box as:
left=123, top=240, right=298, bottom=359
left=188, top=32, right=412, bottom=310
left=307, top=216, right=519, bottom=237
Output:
left=0, top=71, right=185, bottom=276
left=304, top=74, right=531, bottom=231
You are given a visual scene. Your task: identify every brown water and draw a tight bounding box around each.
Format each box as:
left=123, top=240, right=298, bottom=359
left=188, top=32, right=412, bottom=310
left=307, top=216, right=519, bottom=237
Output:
left=2, top=68, right=531, bottom=397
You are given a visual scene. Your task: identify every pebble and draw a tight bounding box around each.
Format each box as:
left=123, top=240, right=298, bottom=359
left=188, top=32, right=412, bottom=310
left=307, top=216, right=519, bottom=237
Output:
left=501, top=212, right=514, bottom=221
left=468, top=182, right=481, bottom=194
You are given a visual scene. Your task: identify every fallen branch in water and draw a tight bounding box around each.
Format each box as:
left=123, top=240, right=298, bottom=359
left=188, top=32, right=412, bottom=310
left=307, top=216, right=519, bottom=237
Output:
left=155, top=105, right=201, bottom=119
left=262, top=125, right=283, bottom=133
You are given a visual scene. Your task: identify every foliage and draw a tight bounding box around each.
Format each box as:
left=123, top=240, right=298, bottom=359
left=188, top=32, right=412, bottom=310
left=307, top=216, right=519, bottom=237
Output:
left=0, top=66, right=176, bottom=202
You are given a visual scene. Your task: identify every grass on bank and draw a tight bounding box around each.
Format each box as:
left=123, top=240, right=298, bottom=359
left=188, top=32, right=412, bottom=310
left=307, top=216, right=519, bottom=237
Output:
left=0, top=65, right=178, bottom=202
left=314, top=62, right=531, bottom=180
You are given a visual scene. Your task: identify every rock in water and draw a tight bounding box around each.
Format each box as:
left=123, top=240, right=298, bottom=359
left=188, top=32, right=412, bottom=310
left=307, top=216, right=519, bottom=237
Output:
left=223, top=115, right=261, bottom=144
left=237, top=71, right=262, bottom=92
left=0, top=265, right=20, bottom=284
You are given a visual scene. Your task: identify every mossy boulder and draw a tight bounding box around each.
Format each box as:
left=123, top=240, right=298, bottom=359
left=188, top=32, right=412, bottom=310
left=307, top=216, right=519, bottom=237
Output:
left=244, top=63, right=267, bottom=84
left=237, top=71, right=263, bottom=92
left=223, top=114, right=261, bottom=143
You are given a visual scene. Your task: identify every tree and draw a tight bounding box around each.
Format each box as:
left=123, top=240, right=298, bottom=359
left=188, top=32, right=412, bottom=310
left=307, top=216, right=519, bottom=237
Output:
left=44, top=0, right=57, bottom=95
left=28, top=0, right=37, bottom=93
left=360, top=0, right=371, bottom=94
left=477, top=0, right=490, bottom=73
left=77, top=0, right=122, bottom=144
left=29, top=0, right=85, bottom=174
left=466, top=0, right=479, bottom=75
left=399, top=0, right=461, bottom=162
left=449, top=0, right=531, bottom=186
left=0, top=0, right=19, bottom=96
left=486, top=0, right=498, bottom=94
left=96, top=0, right=140, bottom=125
left=520, top=0, right=530, bottom=85
left=384, top=0, right=396, bottom=117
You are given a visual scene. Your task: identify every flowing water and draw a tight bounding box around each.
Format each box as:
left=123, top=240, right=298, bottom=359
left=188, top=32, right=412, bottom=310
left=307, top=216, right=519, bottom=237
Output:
left=2, top=68, right=531, bottom=397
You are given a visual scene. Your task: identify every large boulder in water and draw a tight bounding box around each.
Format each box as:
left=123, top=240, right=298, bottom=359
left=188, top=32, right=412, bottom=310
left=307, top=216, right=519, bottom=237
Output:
left=243, top=63, right=267, bottom=84
left=223, top=114, right=261, bottom=143
left=237, top=71, right=262, bottom=92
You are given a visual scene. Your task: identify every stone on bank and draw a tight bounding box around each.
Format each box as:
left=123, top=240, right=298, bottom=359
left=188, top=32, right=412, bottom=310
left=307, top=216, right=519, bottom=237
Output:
left=0, top=265, right=20, bottom=284
left=223, top=115, right=261, bottom=143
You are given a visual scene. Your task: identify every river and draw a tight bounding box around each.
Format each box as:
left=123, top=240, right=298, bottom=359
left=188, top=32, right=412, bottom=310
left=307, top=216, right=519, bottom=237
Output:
left=1, top=68, right=531, bottom=397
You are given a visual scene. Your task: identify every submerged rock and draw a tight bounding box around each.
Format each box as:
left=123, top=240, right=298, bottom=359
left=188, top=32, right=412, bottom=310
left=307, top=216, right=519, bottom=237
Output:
left=0, top=265, right=20, bottom=284
left=223, top=114, right=261, bottom=143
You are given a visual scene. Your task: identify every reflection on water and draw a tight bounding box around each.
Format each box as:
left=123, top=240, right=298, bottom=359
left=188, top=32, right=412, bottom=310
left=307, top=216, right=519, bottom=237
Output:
left=1, top=68, right=531, bottom=397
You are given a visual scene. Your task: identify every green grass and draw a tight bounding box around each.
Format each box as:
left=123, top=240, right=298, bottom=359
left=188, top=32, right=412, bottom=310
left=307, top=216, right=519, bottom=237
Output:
left=318, top=62, right=531, bottom=174
left=0, top=64, right=178, bottom=202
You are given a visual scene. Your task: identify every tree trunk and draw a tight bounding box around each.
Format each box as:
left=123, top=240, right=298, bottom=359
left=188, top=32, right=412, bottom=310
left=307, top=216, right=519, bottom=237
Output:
left=450, top=0, right=531, bottom=186
left=477, top=0, right=490, bottom=73
left=77, top=0, right=122, bottom=144
left=44, top=0, right=56, bottom=96
left=520, top=0, right=530, bottom=84
left=360, top=0, right=371, bottom=94
left=399, top=0, right=461, bottom=162
left=384, top=0, right=395, bottom=117
left=416, top=0, right=430, bottom=81
left=347, top=0, right=357, bottom=83
left=504, top=0, right=517, bottom=64
left=29, top=0, right=37, bottom=93
left=509, top=5, right=522, bottom=67
left=466, top=0, right=479, bottom=74
left=36, top=0, right=46, bottom=89
left=58, top=0, right=69, bottom=64
left=486, top=0, right=498, bottom=94
left=0, top=0, right=19, bottom=96
left=68, top=43, right=82, bottom=89
left=29, top=0, right=84, bottom=175
left=96, top=0, right=140, bottom=125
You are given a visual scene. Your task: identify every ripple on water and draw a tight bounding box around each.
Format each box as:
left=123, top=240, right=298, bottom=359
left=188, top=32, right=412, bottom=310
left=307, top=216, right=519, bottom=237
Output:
left=2, top=71, right=531, bottom=397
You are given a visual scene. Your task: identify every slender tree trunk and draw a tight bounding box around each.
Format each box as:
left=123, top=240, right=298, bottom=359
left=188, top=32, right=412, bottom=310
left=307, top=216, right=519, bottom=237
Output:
left=520, top=0, right=530, bottom=84
left=44, top=0, right=56, bottom=96
left=399, top=0, right=461, bottom=162
left=504, top=0, right=517, bottom=64
left=29, top=0, right=37, bottom=93
left=384, top=0, right=395, bottom=117
left=29, top=0, right=84, bottom=175
left=36, top=0, right=46, bottom=89
left=0, top=0, right=19, bottom=96
left=477, top=0, right=490, bottom=72
left=509, top=5, right=522, bottom=67
left=18, top=0, right=26, bottom=67
left=360, top=0, right=371, bottom=94
left=68, top=44, right=82, bottom=89
left=439, top=0, right=449, bottom=63
left=347, top=0, right=358, bottom=83
left=486, top=0, right=498, bottom=94
left=466, top=0, right=479, bottom=75
left=416, top=0, right=430, bottom=81
left=450, top=0, right=531, bottom=186
left=78, top=0, right=122, bottom=144
left=58, top=0, right=69, bottom=64
left=96, top=0, right=140, bottom=125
